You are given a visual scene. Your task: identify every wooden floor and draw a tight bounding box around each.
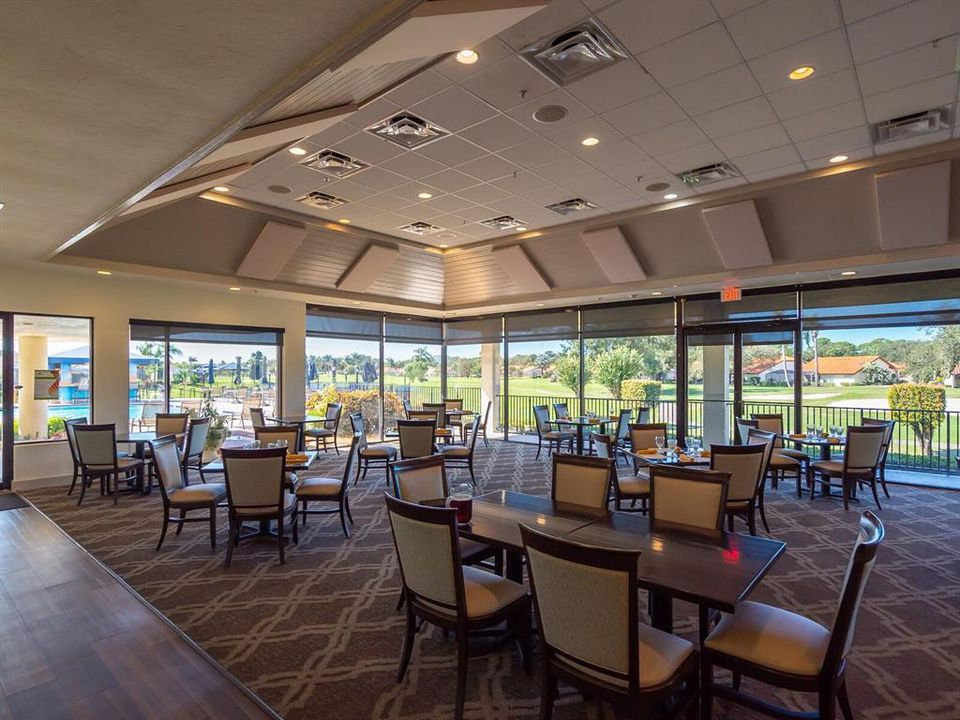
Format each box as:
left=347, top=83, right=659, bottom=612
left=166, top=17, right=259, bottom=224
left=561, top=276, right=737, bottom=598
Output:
left=0, top=501, right=276, bottom=720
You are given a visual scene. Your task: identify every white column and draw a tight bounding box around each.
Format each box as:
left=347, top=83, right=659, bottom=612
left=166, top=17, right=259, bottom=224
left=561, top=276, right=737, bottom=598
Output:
left=19, top=335, right=49, bottom=441
left=702, top=344, right=731, bottom=448
left=480, top=343, right=500, bottom=431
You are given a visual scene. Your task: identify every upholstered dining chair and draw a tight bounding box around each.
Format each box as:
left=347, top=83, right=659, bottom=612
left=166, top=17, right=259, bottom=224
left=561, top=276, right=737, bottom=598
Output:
left=551, top=454, right=614, bottom=509
left=612, top=408, right=633, bottom=463
left=402, top=399, right=414, bottom=418
left=442, top=398, right=464, bottom=442
left=701, top=511, right=885, bottom=720
left=711, top=443, right=769, bottom=536
left=438, top=415, right=482, bottom=486
left=476, top=400, right=492, bottom=447
left=249, top=407, right=267, bottom=429
left=744, top=429, right=779, bottom=532
left=860, top=417, right=896, bottom=498
left=295, top=432, right=359, bottom=538
left=65, top=416, right=87, bottom=497
left=150, top=435, right=225, bottom=551
left=628, top=423, right=669, bottom=481
left=533, top=405, right=574, bottom=459
left=386, top=495, right=531, bottom=720
left=304, top=402, right=342, bottom=454
left=422, top=403, right=453, bottom=443
left=810, top=425, right=886, bottom=511
left=595, top=433, right=647, bottom=512
left=179, top=416, right=209, bottom=485
left=74, top=424, right=144, bottom=505
left=520, top=524, right=699, bottom=720
left=254, top=424, right=300, bottom=452
left=397, top=419, right=437, bottom=459
left=553, top=402, right=570, bottom=419
left=221, top=446, right=298, bottom=566
left=751, top=413, right=810, bottom=490
left=155, top=413, right=189, bottom=438
left=735, top=417, right=758, bottom=445
left=649, top=464, right=729, bottom=532
left=349, top=411, right=397, bottom=485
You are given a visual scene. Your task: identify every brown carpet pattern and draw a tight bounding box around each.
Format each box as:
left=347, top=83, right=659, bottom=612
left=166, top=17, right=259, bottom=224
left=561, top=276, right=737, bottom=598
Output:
left=23, top=442, right=960, bottom=719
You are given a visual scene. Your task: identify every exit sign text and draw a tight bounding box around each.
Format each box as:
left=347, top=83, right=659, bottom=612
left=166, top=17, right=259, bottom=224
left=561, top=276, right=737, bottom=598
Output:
left=721, top=286, right=742, bottom=302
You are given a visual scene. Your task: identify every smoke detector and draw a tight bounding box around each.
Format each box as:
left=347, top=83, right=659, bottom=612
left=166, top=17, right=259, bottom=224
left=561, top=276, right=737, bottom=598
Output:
left=296, top=191, right=347, bottom=210
left=520, top=18, right=627, bottom=86
left=301, top=150, right=369, bottom=178
left=398, top=221, right=443, bottom=236
left=678, top=162, right=741, bottom=187
left=546, top=198, right=598, bottom=215
left=480, top=215, right=527, bottom=231
left=367, top=112, right=450, bottom=149
left=873, top=107, right=950, bottom=144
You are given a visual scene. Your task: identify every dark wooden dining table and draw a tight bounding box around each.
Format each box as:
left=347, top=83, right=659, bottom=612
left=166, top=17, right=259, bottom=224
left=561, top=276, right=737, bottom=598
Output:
left=266, top=415, right=324, bottom=451
left=462, top=490, right=786, bottom=633
left=626, top=449, right=711, bottom=467
left=778, top=433, right=845, bottom=461
left=548, top=416, right=610, bottom=454
left=115, top=430, right=184, bottom=494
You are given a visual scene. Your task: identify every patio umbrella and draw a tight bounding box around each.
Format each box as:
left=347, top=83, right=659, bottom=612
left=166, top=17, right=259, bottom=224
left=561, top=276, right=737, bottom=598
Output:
left=207, top=359, right=214, bottom=385
left=308, top=358, right=317, bottom=385
left=234, top=355, right=242, bottom=385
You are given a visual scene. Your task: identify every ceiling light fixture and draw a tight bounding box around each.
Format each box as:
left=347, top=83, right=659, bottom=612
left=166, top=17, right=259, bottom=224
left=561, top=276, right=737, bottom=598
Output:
left=0, top=201, right=5, bottom=210
left=338, top=218, right=351, bottom=224
left=650, top=291, right=662, bottom=296
left=515, top=227, right=528, bottom=232
left=663, top=193, right=678, bottom=200
left=829, top=154, right=848, bottom=164
left=97, top=270, right=112, bottom=276
left=288, top=146, right=307, bottom=156
left=417, top=191, right=432, bottom=199
left=228, top=286, right=241, bottom=291
left=840, top=271, right=857, bottom=276
left=536, top=303, right=545, bottom=307
left=581, top=136, right=599, bottom=146
left=456, top=49, right=478, bottom=64
left=212, top=186, right=230, bottom=193
left=788, top=65, right=815, bottom=80
left=439, top=243, right=449, bottom=248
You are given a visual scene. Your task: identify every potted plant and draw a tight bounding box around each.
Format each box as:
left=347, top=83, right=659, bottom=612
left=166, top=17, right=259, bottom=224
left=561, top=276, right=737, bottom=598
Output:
left=190, top=395, right=229, bottom=461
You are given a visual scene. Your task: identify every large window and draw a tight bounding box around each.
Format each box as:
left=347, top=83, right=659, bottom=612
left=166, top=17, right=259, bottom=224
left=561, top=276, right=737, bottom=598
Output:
left=384, top=316, right=442, bottom=434
left=445, top=316, right=503, bottom=435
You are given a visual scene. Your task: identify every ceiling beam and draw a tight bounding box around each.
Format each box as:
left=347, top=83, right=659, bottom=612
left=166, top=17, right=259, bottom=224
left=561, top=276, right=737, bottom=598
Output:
left=119, top=164, right=251, bottom=216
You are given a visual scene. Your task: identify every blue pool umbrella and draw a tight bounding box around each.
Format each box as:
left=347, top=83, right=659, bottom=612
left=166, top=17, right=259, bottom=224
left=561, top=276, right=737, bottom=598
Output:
left=234, top=355, right=242, bottom=385
left=308, top=358, right=317, bottom=384
left=207, top=359, right=214, bottom=385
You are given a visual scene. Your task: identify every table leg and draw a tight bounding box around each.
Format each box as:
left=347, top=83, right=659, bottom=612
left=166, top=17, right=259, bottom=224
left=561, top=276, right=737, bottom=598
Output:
left=505, top=550, right=524, bottom=583
left=649, top=590, right=674, bottom=633
left=576, top=426, right=585, bottom=455
left=820, top=444, right=832, bottom=495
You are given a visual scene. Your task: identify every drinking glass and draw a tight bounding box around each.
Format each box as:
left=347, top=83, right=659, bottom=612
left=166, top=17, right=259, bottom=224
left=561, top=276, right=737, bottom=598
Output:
left=655, top=435, right=665, bottom=453
left=447, top=483, right=473, bottom=524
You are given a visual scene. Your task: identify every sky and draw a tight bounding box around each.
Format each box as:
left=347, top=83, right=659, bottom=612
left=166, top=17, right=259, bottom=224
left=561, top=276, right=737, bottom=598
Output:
left=817, top=326, right=933, bottom=344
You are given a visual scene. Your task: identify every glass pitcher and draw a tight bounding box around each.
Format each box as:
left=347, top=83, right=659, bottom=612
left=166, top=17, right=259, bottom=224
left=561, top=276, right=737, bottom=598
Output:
left=447, top=483, right=473, bottom=524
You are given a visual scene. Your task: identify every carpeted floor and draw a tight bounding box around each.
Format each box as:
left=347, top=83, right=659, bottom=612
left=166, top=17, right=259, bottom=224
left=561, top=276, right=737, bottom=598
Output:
left=23, top=442, right=960, bottom=719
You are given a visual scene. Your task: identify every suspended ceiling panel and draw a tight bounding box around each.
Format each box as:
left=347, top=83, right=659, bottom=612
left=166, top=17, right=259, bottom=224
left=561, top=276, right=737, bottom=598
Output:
left=701, top=200, right=772, bottom=269
left=876, top=160, right=951, bottom=249
left=444, top=247, right=521, bottom=305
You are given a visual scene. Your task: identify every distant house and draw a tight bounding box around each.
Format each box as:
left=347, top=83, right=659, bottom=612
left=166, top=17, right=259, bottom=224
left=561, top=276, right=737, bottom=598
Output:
left=520, top=365, right=542, bottom=378
left=742, top=357, right=795, bottom=384
left=946, top=362, right=960, bottom=387
left=803, top=355, right=903, bottom=386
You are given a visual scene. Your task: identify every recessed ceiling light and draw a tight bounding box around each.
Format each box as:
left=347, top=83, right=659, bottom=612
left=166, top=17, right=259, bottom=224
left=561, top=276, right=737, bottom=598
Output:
left=829, top=154, right=848, bottom=164
left=96, top=270, right=112, bottom=276
left=788, top=65, right=815, bottom=80
left=228, top=286, right=241, bottom=291
left=352, top=301, right=362, bottom=306
left=338, top=218, right=351, bottom=224
left=515, top=226, right=527, bottom=232
left=841, top=271, right=857, bottom=276
left=0, top=201, right=5, bottom=211
left=439, top=243, right=449, bottom=248
left=456, top=49, right=478, bottom=65
left=581, top=136, right=600, bottom=147
left=417, top=191, right=432, bottom=199
left=650, top=291, right=662, bottom=295
left=288, top=146, right=307, bottom=156
left=663, top=193, right=678, bottom=200
left=536, top=303, right=545, bottom=307
left=212, top=186, right=230, bottom=193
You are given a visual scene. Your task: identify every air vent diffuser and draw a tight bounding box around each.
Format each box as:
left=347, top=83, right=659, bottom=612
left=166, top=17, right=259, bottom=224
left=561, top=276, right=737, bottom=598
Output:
left=520, top=18, right=627, bottom=86
left=296, top=191, right=347, bottom=210
left=873, top=107, right=950, bottom=144
left=367, top=113, right=450, bottom=149
left=678, top=162, right=741, bottom=187
left=301, top=150, right=368, bottom=178
left=480, top=215, right=527, bottom=231
left=398, top=221, right=442, bottom=236
left=546, top=198, right=598, bottom=215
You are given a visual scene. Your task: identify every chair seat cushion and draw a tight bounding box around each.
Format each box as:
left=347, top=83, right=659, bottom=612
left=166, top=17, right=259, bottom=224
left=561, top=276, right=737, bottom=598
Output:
left=543, top=431, right=574, bottom=440
left=295, top=477, right=341, bottom=497
left=776, top=448, right=808, bottom=461
left=462, top=566, right=527, bottom=618
left=168, top=483, right=225, bottom=505
left=304, top=428, right=334, bottom=437
left=85, top=457, right=143, bottom=472
left=727, top=499, right=750, bottom=510
left=234, top=492, right=297, bottom=516
left=459, top=538, right=496, bottom=563
left=361, top=445, right=397, bottom=458
left=769, top=454, right=800, bottom=469
left=811, top=460, right=872, bottom=476
left=440, top=446, right=471, bottom=458
left=563, top=624, right=693, bottom=689
left=618, top=474, right=650, bottom=495
left=705, top=600, right=829, bottom=677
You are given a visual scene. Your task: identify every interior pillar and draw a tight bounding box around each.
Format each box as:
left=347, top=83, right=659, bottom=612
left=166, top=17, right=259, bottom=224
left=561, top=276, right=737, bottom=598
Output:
left=702, top=344, right=731, bottom=447
left=480, top=343, right=500, bottom=432
left=18, top=335, right=49, bottom=441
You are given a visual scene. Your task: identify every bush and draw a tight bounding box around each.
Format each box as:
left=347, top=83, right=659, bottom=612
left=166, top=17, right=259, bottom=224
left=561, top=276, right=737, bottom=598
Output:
left=888, top=383, right=945, bottom=454
left=862, top=365, right=898, bottom=386
left=620, top=379, right=662, bottom=404
left=47, top=416, right=67, bottom=439
left=306, top=387, right=404, bottom=436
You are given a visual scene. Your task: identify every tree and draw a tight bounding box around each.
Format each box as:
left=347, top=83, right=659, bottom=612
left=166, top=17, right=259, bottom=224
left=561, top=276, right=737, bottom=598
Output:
left=888, top=383, right=945, bottom=455
left=552, top=351, right=581, bottom=395
left=861, top=364, right=897, bottom=385
left=404, top=359, right=429, bottom=384
left=803, top=330, right=820, bottom=385
left=590, top=345, right=644, bottom=398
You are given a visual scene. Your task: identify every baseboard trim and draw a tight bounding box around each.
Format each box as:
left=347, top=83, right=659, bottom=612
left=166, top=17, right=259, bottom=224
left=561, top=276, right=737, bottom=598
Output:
left=12, top=475, right=71, bottom=492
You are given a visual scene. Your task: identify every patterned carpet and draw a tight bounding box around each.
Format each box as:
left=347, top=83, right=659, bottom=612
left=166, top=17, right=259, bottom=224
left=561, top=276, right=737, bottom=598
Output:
left=23, top=441, right=960, bottom=720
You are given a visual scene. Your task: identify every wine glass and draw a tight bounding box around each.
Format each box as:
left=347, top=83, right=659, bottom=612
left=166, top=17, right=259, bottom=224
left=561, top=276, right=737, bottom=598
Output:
left=655, top=435, right=665, bottom=454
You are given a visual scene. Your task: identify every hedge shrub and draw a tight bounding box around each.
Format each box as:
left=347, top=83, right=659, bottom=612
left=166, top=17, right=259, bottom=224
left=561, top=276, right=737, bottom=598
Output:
left=620, top=379, right=662, bottom=404
left=306, top=387, right=404, bottom=436
left=888, top=383, right=945, bottom=454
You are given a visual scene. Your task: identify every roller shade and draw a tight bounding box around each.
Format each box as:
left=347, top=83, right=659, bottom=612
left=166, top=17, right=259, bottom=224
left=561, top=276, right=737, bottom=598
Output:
left=306, top=307, right=381, bottom=340
left=444, top=316, right=503, bottom=345
left=684, top=291, right=797, bottom=326
left=582, top=301, right=675, bottom=338
left=384, top=316, right=442, bottom=343
left=131, top=321, right=282, bottom=345
left=801, top=278, right=960, bottom=329
left=505, top=309, right=579, bottom=342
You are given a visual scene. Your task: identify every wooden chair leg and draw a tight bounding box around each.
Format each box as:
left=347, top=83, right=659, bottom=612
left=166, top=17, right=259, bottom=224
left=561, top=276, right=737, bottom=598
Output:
left=156, top=513, right=169, bottom=551
left=345, top=494, right=354, bottom=524
left=837, top=678, right=854, bottom=720
left=175, top=509, right=186, bottom=535
left=277, top=513, right=286, bottom=565
left=869, top=475, right=882, bottom=511
left=224, top=519, right=236, bottom=568
left=208, top=507, right=216, bottom=549
left=396, top=606, right=416, bottom=682
left=454, top=631, right=469, bottom=720
left=339, top=501, right=350, bottom=538
left=879, top=464, right=890, bottom=498
left=699, top=660, right=712, bottom=720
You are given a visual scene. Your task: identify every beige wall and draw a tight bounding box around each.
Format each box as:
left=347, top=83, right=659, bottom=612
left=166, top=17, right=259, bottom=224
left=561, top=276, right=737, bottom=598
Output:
left=0, top=263, right=306, bottom=488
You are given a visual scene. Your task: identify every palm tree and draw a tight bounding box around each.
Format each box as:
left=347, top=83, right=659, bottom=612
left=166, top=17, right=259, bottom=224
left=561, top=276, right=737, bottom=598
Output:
left=803, top=330, right=820, bottom=386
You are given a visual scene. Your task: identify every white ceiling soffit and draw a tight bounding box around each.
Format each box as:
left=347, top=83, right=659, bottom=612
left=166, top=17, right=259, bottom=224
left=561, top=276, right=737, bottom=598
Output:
left=336, top=243, right=402, bottom=291
left=875, top=160, right=951, bottom=250
left=120, top=164, right=251, bottom=216
left=236, top=221, right=307, bottom=281
left=701, top=199, right=772, bottom=270
left=580, top=225, right=646, bottom=283
left=340, top=0, right=547, bottom=71
left=491, top=244, right=550, bottom=292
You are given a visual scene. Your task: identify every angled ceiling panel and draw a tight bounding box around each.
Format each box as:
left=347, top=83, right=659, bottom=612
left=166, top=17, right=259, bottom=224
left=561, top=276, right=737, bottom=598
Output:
left=337, top=244, right=400, bottom=291
left=701, top=199, right=773, bottom=269
left=236, top=221, right=307, bottom=281
left=444, top=247, right=521, bottom=306
left=875, top=161, right=950, bottom=250
left=580, top=226, right=646, bottom=283
left=491, top=244, right=550, bottom=292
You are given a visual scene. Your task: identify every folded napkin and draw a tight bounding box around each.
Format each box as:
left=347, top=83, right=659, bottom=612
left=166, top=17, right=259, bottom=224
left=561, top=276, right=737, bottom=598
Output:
left=788, top=433, right=806, bottom=439
left=286, top=453, right=309, bottom=463
left=699, top=450, right=711, bottom=457
left=827, top=437, right=841, bottom=444
left=679, top=454, right=693, bottom=463
left=435, top=428, right=452, bottom=436
left=637, top=448, right=659, bottom=455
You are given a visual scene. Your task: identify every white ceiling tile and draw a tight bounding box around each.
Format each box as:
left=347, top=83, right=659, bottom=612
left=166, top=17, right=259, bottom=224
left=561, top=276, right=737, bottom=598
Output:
left=714, top=122, right=791, bottom=156
left=599, top=0, right=717, bottom=54
left=273, top=165, right=337, bottom=194
left=639, top=22, right=741, bottom=88
left=421, top=168, right=481, bottom=193
left=803, top=145, right=873, bottom=168
left=343, top=98, right=402, bottom=129
left=794, top=126, right=872, bottom=160
left=873, top=127, right=952, bottom=154
left=669, top=64, right=762, bottom=116
left=690, top=176, right=747, bottom=193
left=497, top=0, right=591, bottom=51
left=732, top=144, right=803, bottom=174
left=303, top=122, right=357, bottom=150
left=456, top=222, right=496, bottom=238
left=536, top=155, right=604, bottom=183
left=863, top=73, right=958, bottom=123
left=364, top=192, right=415, bottom=212
left=748, top=30, right=852, bottom=94
left=744, top=161, right=807, bottom=182
left=457, top=154, right=520, bottom=182
left=508, top=90, right=594, bottom=133
left=433, top=36, right=514, bottom=82
left=562, top=170, right=621, bottom=194
left=710, top=0, right=765, bottom=17
left=633, top=120, right=708, bottom=155
left=839, top=0, right=910, bottom=24
left=391, top=180, right=445, bottom=203
left=460, top=55, right=557, bottom=112
left=654, top=141, right=726, bottom=172
left=459, top=115, right=537, bottom=152
left=416, top=136, right=488, bottom=167
left=847, top=0, right=960, bottom=63
left=365, top=212, right=417, bottom=231
left=636, top=175, right=691, bottom=201
left=451, top=205, right=498, bottom=222
left=426, top=213, right=475, bottom=230
left=522, top=185, right=574, bottom=205
left=725, top=0, right=841, bottom=60
left=455, top=182, right=512, bottom=204
left=856, top=41, right=959, bottom=97
left=332, top=131, right=405, bottom=164
left=385, top=69, right=451, bottom=108
left=577, top=138, right=648, bottom=168
left=483, top=195, right=543, bottom=219
left=379, top=152, right=447, bottom=180
left=410, top=86, right=497, bottom=133
left=538, top=116, right=625, bottom=153
left=418, top=194, right=475, bottom=214
left=497, top=138, right=563, bottom=169
left=588, top=185, right=642, bottom=207
left=322, top=179, right=377, bottom=202
left=350, top=166, right=409, bottom=192
left=565, top=61, right=661, bottom=113
left=782, top=101, right=866, bottom=142
left=766, top=68, right=859, bottom=119
left=604, top=157, right=672, bottom=185
left=601, top=93, right=688, bottom=135
left=693, top=96, right=779, bottom=137
left=490, top=170, right=554, bottom=194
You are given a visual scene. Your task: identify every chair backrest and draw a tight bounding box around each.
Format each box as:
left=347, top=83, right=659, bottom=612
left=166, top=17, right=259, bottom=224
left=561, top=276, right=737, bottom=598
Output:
left=255, top=424, right=300, bottom=450
left=745, top=428, right=776, bottom=477
left=480, top=400, right=492, bottom=429
left=155, top=413, right=189, bottom=436
left=150, top=435, right=185, bottom=497
left=324, top=402, right=342, bottom=430
left=385, top=494, right=464, bottom=616
left=751, top=413, right=785, bottom=448
left=520, top=524, right=640, bottom=696
left=463, top=415, right=481, bottom=451
left=735, top=417, right=759, bottom=445
left=141, top=402, right=161, bottom=423
left=844, top=425, right=887, bottom=470
left=710, top=443, right=767, bottom=503
left=824, top=511, right=884, bottom=674
left=442, top=398, right=463, bottom=413
left=422, top=403, right=447, bottom=427
left=239, top=395, right=261, bottom=420
left=628, top=423, right=667, bottom=452
left=636, top=406, right=651, bottom=423
left=331, top=433, right=361, bottom=497
left=397, top=419, right=436, bottom=459
left=74, top=424, right=118, bottom=466
left=593, top=433, right=615, bottom=460
left=179, top=398, right=202, bottom=414
left=552, top=454, right=613, bottom=509
left=65, top=417, right=87, bottom=465
left=408, top=409, right=439, bottom=424
left=392, top=454, right=448, bottom=502
left=615, top=409, right=632, bottom=442
left=221, top=447, right=287, bottom=514
left=349, top=412, right=369, bottom=451
left=533, top=405, right=551, bottom=435
left=649, top=465, right=729, bottom=531
left=860, top=417, right=895, bottom=463
left=184, top=417, right=210, bottom=457
left=402, top=399, right=414, bottom=417
left=553, top=402, right=570, bottom=419
left=250, top=407, right=267, bottom=428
